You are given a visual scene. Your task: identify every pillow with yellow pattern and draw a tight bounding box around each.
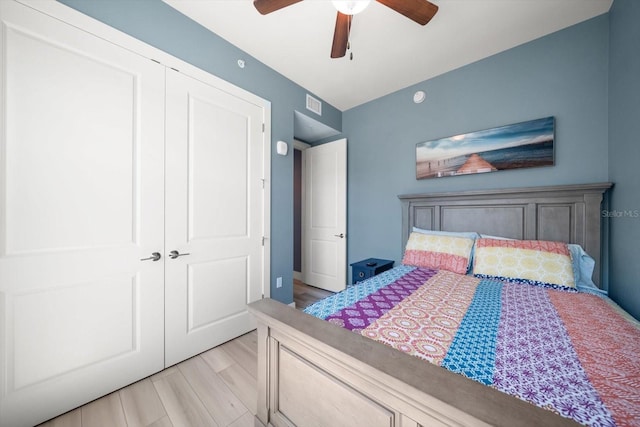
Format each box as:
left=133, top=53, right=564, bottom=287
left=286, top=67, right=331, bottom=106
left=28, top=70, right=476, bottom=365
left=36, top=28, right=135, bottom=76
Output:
left=473, top=238, right=575, bottom=288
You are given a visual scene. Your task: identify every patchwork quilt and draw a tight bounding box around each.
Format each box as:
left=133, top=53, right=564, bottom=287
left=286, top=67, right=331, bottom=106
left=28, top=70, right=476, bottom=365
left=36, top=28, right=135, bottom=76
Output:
left=304, top=266, right=640, bottom=426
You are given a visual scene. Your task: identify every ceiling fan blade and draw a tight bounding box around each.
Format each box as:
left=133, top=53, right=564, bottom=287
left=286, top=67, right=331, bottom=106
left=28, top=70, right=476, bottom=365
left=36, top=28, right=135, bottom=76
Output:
left=376, top=0, right=438, bottom=25
left=331, top=12, right=351, bottom=58
left=253, top=0, right=302, bottom=15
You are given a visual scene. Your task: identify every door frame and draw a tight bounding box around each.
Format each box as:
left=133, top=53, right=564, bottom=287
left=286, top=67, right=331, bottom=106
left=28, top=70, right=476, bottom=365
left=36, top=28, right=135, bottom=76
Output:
left=293, top=140, right=311, bottom=282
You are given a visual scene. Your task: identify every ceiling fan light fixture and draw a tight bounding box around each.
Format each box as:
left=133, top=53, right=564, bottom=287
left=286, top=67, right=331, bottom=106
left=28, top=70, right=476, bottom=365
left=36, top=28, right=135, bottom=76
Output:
left=331, top=0, right=371, bottom=15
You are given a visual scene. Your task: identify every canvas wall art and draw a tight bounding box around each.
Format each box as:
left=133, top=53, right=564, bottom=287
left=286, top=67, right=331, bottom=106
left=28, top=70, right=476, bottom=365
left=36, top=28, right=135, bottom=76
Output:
left=416, top=116, right=555, bottom=179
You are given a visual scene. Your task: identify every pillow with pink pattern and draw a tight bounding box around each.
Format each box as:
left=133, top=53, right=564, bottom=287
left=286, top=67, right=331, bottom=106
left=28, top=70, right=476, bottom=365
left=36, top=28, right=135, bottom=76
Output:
left=402, top=232, right=474, bottom=274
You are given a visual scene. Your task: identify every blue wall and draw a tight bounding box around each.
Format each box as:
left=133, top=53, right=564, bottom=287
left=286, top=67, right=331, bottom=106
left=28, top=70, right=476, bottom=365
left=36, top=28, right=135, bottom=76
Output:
left=342, top=9, right=639, bottom=320
left=608, top=0, right=640, bottom=320
left=343, top=15, right=610, bottom=267
left=58, top=0, right=342, bottom=304
left=57, top=0, right=638, bottom=319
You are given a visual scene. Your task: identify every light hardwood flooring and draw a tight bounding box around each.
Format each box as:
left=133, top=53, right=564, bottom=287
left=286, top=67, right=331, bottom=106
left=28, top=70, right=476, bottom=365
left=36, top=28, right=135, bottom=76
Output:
left=293, top=279, right=333, bottom=310
left=39, top=281, right=332, bottom=427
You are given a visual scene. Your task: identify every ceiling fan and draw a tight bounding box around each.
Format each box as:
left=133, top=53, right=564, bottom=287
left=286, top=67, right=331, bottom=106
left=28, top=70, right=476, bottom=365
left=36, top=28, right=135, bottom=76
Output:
left=253, top=0, right=439, bottom=59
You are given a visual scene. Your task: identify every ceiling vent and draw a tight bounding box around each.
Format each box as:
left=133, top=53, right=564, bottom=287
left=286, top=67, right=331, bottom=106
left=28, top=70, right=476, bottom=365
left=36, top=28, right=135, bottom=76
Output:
left=306, top=94, right=322, bottom=116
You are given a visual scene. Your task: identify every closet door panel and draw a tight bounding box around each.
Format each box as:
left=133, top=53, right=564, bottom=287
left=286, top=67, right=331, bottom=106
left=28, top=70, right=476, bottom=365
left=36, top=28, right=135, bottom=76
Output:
left=0, top=2, right=165, bottom=426
left=189, top=96, right=249, bottom=239
left=165, top=70, right=264, bottom=366
left=188, top=257, right=248, bottom=331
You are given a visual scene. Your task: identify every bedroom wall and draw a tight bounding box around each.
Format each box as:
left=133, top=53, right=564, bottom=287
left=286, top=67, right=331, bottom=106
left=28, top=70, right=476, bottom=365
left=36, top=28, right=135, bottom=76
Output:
left=57, top=0, right=343, bottom=305
left=608, top=0, right=640, bottom=320
left=342, top=16, right=610, bottom=282
left=54, top=0, right=636, bottom=318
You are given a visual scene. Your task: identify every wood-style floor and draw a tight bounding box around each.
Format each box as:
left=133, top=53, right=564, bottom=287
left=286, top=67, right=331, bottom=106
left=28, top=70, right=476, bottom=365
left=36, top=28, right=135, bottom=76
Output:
left=39, top=281, right=333, bottom=427
left=292, top=278, right=333, bottom=310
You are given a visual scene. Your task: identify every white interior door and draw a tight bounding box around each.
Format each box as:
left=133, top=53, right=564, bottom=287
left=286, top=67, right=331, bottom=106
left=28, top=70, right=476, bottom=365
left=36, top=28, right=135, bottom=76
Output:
left=164, top=70, right=266, bottom=366
left=0, top=2, right=165, bottom=426
left=303, top=139, right=347, bottom=292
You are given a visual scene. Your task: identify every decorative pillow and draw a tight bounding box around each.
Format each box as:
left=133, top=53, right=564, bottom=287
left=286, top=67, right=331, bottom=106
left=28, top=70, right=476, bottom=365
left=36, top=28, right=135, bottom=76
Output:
left=478, top=234, right=599, bottom=291
left=473, top=238, right=576, bottom=288
left=412, top=228, right=479, bottom=273
left=402, top=232, right=475, bottom=274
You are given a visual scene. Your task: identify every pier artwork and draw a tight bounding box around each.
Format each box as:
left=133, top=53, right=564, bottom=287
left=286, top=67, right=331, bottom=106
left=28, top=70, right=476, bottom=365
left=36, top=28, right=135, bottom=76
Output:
left=416, top=117, right=555, bottom=180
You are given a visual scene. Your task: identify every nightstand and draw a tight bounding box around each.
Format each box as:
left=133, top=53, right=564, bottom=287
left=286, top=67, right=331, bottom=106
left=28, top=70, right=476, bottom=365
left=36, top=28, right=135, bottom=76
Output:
left=350, top=258, right=394, bottom=285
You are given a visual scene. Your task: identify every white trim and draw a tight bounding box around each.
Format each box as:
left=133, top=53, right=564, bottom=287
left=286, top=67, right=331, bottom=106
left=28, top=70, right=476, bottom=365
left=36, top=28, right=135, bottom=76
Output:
left=293, top=140, right=310, bottom=282
left=262, top=108, right=272, bottom=299
left=294, top=140, right=311, bottom=151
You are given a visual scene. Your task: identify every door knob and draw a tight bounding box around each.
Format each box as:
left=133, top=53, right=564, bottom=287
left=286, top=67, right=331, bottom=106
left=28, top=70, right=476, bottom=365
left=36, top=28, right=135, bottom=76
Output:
left=140, top=252, right=161, bottom=262
left=334, top=233, right=345, bottom=238
left=169, top=250, right=190, bottom=259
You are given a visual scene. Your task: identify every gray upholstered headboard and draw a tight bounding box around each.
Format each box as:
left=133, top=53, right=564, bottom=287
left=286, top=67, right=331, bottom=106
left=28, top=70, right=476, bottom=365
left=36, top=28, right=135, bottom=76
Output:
left=398, top=183, right=613, bottom=287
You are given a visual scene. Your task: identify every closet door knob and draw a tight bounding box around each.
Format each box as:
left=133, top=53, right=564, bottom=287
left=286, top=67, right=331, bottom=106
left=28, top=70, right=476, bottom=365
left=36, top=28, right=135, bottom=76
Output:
left=169, top=250, right=190, bottom=259
left=140, top=252, right=162, bottom=262
left=334, top=233, right=345, bottom=238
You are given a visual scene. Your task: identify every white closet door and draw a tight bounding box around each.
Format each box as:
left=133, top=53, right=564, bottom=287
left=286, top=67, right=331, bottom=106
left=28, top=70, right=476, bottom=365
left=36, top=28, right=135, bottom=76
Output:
left=0, top=2, right=165, bottom=426
left=164, top=70, right=265, bottom=366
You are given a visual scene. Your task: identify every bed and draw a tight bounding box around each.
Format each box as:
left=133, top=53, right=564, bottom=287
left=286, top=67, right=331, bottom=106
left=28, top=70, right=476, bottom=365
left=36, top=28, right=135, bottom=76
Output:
left=248, top=182, right=640, bottom=427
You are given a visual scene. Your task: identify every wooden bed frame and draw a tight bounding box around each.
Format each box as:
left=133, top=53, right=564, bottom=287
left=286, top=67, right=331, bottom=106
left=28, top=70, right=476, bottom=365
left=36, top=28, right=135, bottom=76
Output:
left=248, top=183, right=612, bottom=427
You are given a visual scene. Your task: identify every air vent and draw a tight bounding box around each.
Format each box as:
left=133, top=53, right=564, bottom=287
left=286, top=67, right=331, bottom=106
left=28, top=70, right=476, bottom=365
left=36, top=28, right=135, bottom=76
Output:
left=306, top=94, right=322, bottom=116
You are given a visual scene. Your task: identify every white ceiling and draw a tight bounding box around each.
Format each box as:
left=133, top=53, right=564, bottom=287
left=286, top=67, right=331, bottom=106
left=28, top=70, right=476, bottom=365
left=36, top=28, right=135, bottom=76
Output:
left=164, top=0, right=612, bottom=112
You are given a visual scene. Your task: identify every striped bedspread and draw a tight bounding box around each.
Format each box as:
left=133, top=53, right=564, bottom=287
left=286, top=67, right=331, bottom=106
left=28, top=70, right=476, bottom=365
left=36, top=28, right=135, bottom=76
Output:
left=303, top=266, right=640, bottom=426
